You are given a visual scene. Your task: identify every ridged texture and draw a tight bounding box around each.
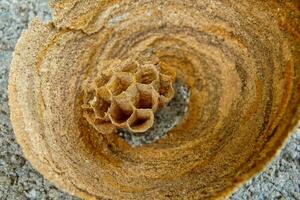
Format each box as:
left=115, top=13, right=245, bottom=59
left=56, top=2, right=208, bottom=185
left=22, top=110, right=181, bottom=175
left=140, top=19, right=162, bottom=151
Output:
left=8, top=0, right=300, bottom=199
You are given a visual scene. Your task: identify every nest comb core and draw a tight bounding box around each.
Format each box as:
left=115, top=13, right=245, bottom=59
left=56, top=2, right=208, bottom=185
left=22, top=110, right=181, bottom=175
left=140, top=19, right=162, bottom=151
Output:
left=82, top=57, right=176, bottom=134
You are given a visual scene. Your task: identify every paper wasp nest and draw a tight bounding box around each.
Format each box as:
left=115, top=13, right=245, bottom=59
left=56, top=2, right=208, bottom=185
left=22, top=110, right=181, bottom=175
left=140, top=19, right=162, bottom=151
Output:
left=8, top=0, right=300, bottom=200
left=82, top=58, right=176, bottom=133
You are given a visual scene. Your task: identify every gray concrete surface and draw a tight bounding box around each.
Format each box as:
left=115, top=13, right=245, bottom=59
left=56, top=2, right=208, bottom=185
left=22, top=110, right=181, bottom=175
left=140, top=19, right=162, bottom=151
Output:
left=0, top=1, right=299, bottom=199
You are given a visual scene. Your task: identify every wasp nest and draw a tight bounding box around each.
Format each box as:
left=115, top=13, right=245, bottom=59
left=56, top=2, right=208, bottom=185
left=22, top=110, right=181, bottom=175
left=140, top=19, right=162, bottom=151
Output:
left=82, top=58, right=176, bottom=133
left=8, top=0, right=300, bottom=200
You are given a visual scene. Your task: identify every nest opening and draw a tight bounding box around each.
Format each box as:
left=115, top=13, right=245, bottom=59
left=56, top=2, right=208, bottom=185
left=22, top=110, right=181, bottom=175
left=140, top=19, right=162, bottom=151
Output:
left=136, top=87, right=156, bottom=109
left=109, top=102, right=133, bottom=124
left=129, top=113, right=153, bottom=132
left=108, top=75, right=133, bottom=96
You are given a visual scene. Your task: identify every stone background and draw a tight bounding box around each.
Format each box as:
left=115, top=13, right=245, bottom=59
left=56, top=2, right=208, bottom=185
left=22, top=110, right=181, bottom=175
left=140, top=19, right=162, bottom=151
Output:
left=0, top=1, right=299, bottom=199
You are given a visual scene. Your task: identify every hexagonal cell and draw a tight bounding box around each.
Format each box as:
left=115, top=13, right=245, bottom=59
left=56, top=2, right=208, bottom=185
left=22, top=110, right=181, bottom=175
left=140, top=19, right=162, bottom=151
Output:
left=127, top=109, right=154, bottom=133
left=107, top=72, right=134, bottom=96
left=82, top=86, right=96, bottom=105
left=135, top=84, right=159, bottom=111
left=96, top=86, right=113, bottom=102
left=113, top=91, right=135, bottom=113
left=136, top=64, right=159, bottom=84
left=91, top=97, right=110, bottom=120
left=108, top=101, right=134, bottom=127
left=159, top=74, right=175, bottom=105
left=118, top=59, right=139, bottom=73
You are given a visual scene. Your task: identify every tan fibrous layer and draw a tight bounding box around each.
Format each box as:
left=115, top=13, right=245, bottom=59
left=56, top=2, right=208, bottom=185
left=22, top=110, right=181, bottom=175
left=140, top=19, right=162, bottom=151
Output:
left=8, top=0, right=300, bottom=200
left=81, top=58, right=176, bottom=133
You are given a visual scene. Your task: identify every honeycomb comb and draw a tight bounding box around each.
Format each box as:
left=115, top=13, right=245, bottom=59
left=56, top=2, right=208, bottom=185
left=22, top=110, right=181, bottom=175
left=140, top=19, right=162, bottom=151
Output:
left=82, top=58, right=176, bottom=133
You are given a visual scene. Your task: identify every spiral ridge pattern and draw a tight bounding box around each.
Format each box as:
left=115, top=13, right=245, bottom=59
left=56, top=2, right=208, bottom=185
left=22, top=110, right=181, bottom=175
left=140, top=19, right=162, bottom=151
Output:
left=8, top=0, right=300, bottom=199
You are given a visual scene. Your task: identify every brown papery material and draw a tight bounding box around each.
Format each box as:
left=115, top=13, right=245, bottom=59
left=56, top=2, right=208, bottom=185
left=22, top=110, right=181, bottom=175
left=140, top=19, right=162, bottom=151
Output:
left=82, top=57, right=175, bottom=133
left=8, top=0, right=300, bottom=199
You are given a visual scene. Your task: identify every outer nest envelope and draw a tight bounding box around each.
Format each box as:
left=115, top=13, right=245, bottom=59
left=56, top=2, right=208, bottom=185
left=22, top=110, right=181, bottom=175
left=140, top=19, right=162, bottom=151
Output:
left=8, top=0, right=300, bottom=199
